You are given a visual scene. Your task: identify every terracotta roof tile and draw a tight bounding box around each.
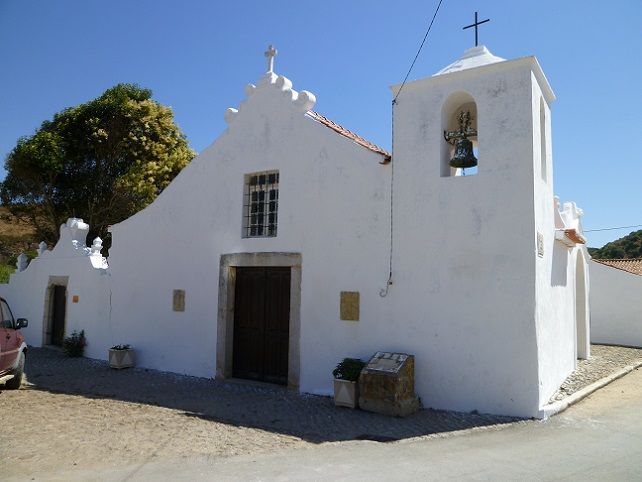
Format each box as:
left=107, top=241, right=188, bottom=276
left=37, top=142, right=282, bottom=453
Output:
left=307, top=111, right=391, bottom=163
left=592, top=258, right=642, bottom=276
left=564, top=228, right=586, bottom=245
left=555, top=228, right=587, bottom=246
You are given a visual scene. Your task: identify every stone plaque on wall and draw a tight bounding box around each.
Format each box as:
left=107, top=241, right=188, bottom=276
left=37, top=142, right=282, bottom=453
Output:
left=537, top=231, right=544, bottom=258
left=173, top=289, right=185, bottom=312
left=340, top=291, right=359, bottom=321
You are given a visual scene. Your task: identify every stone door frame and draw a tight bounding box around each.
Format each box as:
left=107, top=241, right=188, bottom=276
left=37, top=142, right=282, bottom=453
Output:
left=216, top=252, right=302, bottom=389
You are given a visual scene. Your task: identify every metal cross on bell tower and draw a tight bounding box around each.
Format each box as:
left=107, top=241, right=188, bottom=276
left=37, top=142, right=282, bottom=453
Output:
left=264, top=45, right=277, bottom=73
left=463, top=12, right=490, bottom=47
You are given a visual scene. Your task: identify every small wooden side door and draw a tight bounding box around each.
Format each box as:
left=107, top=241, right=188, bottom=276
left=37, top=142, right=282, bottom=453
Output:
left=51, top=286, right=66, bottom=347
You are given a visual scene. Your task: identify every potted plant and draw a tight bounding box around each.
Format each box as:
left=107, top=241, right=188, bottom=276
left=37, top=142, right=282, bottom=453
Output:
left=332, top=357, right=366, bottom=409
left=63, top=330, right=86, bottom=357
left=109, top=344, right=135, bottom=369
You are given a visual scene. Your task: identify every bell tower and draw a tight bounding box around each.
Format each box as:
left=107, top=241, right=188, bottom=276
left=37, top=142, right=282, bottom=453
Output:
left=388, top=43, right=558, bottom=417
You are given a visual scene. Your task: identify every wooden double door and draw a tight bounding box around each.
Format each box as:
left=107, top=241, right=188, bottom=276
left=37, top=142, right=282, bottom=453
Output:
left=233, top=267, right=291, bottom=385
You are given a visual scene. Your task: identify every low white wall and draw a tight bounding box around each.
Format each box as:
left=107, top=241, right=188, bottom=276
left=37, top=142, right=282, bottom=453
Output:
left=590, top=261, right=642, bottom=347
left=0, top=220, right=113, bottom=359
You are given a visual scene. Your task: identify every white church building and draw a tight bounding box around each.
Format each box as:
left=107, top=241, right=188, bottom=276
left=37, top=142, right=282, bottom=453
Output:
left=1, top=44, right=596, bottom=418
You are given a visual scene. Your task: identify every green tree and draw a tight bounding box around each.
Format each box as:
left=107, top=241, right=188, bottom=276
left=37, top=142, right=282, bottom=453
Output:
left=1, top=84, right=195, bottom=247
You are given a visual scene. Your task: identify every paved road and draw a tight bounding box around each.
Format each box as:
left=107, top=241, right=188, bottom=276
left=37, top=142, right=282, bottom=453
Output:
left=55, top=367, right=642, bottom=481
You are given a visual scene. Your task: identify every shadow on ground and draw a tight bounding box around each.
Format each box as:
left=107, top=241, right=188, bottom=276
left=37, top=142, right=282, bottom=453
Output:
left=20, top=347, right=519, bottom=443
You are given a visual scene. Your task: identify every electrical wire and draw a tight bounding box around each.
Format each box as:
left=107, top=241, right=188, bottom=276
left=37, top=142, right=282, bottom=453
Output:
left=392, top=0, right=445, bottom=105
left=380, top=103, right=395, bottom=297
left=584, top=224, right=642, bottom=233
left=381, top=0, right=445, bottom=297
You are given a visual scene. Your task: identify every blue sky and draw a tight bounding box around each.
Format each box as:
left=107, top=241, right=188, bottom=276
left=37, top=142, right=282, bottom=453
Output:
left=1, top=0, right=640, bottom=248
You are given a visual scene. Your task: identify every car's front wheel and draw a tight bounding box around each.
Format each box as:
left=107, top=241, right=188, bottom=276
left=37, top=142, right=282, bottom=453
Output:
left=4, top=351, right=24, bottom=389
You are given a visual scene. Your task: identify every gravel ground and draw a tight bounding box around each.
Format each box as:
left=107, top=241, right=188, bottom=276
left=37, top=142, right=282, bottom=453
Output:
left=1, top=344, right=639, bottom=477
left=549, top=344, right=642, bottom=402
left=0, top=347, right=517, bottom=476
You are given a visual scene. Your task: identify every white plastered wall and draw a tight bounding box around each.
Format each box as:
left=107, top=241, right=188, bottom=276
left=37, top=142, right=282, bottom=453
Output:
left=529, top=69, right=588, bottom=409
left=387, top=57, right=550, bottom=417
left=107, top=71, right=392, bottom=380
left=590, top=261, right=642, bottom=347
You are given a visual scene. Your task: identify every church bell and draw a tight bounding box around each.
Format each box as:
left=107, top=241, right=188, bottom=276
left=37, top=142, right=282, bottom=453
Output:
left=444, top=110, right=478, bottom=170
left=449, top=137, right=477, bottom=169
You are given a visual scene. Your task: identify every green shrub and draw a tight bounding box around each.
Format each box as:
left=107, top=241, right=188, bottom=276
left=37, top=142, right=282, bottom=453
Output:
left=332, top=358, right=366, bottom=381
left=0, top=264, right=15, bottom=283
left=110, top=344, right=131, bottom=350
left=63, top=330, right=86, bottom=357
left=7, top=249, right=38, bottom=269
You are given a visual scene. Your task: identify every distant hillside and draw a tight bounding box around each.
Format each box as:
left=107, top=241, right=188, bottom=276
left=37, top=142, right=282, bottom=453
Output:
left=589, top=230, right=642, bottom=259
left=0, top=207, right=39, bottom=264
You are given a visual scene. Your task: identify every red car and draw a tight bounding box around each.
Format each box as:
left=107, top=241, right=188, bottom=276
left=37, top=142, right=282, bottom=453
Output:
left=0, top=297, right=28, bottom=389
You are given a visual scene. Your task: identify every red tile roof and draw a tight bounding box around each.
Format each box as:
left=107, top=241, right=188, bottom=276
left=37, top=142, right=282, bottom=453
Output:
left=563, top=229, right=586, bottom=245
left=555, top=228, right=587, bottom=247
left=307, top=111, right=391, bottom=163
left=592, top=258, right=642, bottom=276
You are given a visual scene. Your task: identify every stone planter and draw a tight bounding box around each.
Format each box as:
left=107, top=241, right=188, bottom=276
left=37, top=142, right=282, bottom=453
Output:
left=108, top=348, right=135, bottom=369
left=333, top=379, right=359, bottom=409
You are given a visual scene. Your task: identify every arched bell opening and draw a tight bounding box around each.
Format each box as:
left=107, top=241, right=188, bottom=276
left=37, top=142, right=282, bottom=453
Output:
left=441, top=91, right=479, bottom=177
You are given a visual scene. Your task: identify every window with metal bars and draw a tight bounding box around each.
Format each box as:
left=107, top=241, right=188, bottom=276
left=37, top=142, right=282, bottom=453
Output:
left=243, top=171, right=279, bottom=237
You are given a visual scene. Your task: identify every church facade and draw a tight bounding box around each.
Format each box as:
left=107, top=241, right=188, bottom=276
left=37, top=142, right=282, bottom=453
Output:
left=1, top=45, right=591, bottom=418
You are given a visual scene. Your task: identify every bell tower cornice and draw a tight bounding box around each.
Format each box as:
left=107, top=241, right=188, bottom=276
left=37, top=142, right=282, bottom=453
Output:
left=434, top=45, right=505, bottom=76
left=390, top=53, right=555, bottom=105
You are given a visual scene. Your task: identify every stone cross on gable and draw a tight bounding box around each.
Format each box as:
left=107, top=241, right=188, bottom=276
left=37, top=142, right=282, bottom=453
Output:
left=265, top=45, right=277, bottom=72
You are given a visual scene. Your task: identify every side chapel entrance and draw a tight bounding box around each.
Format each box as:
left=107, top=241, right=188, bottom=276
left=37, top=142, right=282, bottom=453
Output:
left=233, top=267, right=290, bottom=384
left=49, top=285, right=67, bottom=346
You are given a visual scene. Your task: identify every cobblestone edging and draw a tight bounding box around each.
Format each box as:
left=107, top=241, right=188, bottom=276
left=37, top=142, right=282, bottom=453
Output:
left=548, top=344, right=642, bottom=403
left=541, top=362, right=642, bottom=419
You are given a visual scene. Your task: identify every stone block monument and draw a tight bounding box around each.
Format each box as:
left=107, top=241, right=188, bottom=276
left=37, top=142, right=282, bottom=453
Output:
left=358, top=352, right=419, bottom=417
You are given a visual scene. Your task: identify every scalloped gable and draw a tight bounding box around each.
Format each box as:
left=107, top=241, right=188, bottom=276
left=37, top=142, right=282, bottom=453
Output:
left=554, top=197, right=587, bottom=247
left=21, top=218, right=108, bottom=273
left=223, top=71, right=316, bottom=125
left=224, top=71, right=390, bottom=163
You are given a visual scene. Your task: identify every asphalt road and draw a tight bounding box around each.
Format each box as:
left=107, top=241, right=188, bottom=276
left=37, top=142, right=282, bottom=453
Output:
left=53, top=366, right=642, bottom=481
